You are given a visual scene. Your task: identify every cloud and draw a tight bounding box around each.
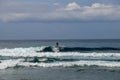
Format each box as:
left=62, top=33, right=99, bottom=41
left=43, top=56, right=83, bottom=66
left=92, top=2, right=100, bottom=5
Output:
left=81, top=3, right=120, bottom=21
left=65, top=2, right=80, bottom=11
left=0, top=1, right=120, bottom=22
left=91, top=3, right=112, bottom=8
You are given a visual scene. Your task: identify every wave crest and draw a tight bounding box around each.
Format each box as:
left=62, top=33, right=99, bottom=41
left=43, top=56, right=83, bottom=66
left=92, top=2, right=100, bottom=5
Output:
left=38, top=46, right=120, bottom=52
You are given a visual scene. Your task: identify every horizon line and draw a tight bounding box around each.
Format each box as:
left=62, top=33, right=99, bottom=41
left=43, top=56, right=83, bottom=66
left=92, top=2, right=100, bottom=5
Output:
left=0, top=39, right=120, bottom=41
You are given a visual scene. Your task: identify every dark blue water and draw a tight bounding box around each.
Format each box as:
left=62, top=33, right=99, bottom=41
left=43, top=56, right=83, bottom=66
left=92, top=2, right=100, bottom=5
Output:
left=0, top=39, right=120, bottom=48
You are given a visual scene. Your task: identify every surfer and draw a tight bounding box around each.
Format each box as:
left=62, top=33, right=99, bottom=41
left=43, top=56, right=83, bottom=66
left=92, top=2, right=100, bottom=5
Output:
left=55, top=42, right=59, bottom=48
left=53, top=42, right=60, bottom=52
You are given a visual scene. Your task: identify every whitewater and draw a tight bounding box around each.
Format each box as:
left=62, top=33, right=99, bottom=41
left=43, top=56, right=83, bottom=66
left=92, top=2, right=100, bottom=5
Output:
left=0, top=46, right=120, bottom=69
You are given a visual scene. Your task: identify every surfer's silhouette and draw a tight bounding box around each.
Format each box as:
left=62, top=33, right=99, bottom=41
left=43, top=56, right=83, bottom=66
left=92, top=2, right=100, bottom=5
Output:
left=55, top=42, right=59, bottom=48
left=53, top=42, right=60, bottom=52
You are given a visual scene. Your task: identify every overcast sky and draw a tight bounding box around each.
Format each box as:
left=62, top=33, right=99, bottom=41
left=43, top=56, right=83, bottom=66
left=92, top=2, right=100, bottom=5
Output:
left=0, top=0, right=120, bottom=40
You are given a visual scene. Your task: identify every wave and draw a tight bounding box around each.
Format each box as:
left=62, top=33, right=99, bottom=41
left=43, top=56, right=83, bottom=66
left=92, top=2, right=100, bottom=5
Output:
left=0, top=59, right=120, bottom=69
left=37, top=46, right=120, bottom=52
left=23, top=57, right=120, bottom=63
left=0, top=47, right=120, bottom=69
left=0, top=47, right=120, bottom=58
left=19, top=60, right=120, bottom=68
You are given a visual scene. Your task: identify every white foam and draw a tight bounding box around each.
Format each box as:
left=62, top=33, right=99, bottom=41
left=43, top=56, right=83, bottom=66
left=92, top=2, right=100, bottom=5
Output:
left=0, top=47, right=120, bottom=69
left=0, top=59, right=120, bottom=69
left=0, top=47, right=120, bottom=59
left=0, top=59, right=24, bottom=69
left=19, top=60, right=120, bottom=68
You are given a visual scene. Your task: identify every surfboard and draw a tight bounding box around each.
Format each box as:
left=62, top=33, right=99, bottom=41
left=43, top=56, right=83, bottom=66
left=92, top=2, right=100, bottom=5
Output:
left=52, top=47, right=60, bottom=52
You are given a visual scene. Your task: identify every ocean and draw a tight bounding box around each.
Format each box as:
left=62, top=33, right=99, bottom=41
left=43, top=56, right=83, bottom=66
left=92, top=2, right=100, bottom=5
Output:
left=0, top=39, right=120, bottom=69
left=0, top=39, right=120, bottom=80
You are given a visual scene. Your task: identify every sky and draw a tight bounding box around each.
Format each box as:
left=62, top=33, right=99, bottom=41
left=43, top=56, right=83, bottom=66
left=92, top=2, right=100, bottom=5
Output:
left=0, top=0, right=120, bottom=40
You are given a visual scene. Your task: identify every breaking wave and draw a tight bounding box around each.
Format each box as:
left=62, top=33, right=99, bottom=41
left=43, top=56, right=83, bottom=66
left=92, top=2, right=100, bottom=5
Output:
left=37, top=46, right=120, bottom=52
left=0, top=46, right=120, bottom=69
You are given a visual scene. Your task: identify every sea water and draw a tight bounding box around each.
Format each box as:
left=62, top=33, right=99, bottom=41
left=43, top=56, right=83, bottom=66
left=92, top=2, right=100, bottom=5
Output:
left=0, top=39, right=120, bottom=69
